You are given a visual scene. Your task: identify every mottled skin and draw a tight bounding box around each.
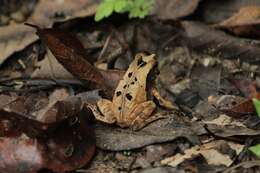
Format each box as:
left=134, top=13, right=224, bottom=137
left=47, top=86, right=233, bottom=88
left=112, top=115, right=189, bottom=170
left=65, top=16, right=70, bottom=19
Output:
left=90, top=54, right=157, bottom=130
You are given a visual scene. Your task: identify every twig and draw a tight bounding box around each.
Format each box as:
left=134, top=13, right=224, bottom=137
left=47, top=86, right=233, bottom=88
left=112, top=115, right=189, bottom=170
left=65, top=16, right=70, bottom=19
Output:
left=223, top=160, right=260, bottom=173
left=96, top=33, right=113, bottom=64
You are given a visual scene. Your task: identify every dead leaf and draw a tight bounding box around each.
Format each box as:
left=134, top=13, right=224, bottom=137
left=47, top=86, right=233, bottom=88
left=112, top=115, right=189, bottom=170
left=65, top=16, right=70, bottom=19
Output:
left=32, top=49, right=75, bottom=79
left=0, top=112, right=95, bottom=173
left=231, top=79, right=260, bottom=99
left=153, top=0, right=201, bottom=20
left=161, top=140, right=244, bottom=167
left=197, top=0, right=260, bottom=24
left=28, top=24, right=124, bottom=97
left=203, top=114, right=245, bottom=127
left=95, top=113, right=202, bottom=151
left=0, top=90, right=98, bottom=172
left=205, top=124, right=260, bottom=138
left=0, top=25, right=38, bottom=65
left=217, top=95, right=255, bottom=117
left=0, top=0, right=99, bottom=66
left=215, top=6, right=260, bottom=37
left=218, top=6, right=260, bottom=26
left=180, top=21, right=260, bottom=64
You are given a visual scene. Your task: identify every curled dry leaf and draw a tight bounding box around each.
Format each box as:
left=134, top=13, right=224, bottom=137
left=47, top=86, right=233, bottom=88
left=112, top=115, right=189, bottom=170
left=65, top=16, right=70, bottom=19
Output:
left=216, top=6, right=260, bottom=37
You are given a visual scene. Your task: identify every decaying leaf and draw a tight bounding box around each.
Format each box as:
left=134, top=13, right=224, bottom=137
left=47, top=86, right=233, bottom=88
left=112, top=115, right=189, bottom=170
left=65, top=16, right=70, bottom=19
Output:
left=197, top=0, right=260, bottom=24
left=0, top=90, right=98, bottom=172
left=161, top=140, right=244, bottom=167
left=0, top=0, right=99, bottom=66
left=216, top=6, right=260, bottom=36
left=216, top=79, right=260, bottom=118
left=95, top=113, right=202, bottom=151
left=31, top=49, right=75, bottom=79
left=0, top=25, right=37, bottom=65
left=205, top=124, right=260, bottom=138
left=153, top=0, right=201, bottom=20
left=180, top=21, right=260, bottom=64
left=27, top=24, right=125, bottom=97
left=217, top=95, right=255, bottom=117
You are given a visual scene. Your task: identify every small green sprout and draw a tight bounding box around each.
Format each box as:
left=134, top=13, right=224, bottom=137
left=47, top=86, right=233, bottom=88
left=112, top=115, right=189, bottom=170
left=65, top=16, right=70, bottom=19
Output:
left=95, top=0, right=154, bottom=22
left=249, top=144, right=260, bottom=157
left=253, top=98, right=260, bottom=117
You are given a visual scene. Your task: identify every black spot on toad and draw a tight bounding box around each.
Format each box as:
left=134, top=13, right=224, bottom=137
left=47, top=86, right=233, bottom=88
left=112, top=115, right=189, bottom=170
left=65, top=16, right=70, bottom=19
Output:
left=116, top=91, right=122, bottom=96
left=128, top=72, right=133, bottom=78
left=126, top=93, right=132, bottom=101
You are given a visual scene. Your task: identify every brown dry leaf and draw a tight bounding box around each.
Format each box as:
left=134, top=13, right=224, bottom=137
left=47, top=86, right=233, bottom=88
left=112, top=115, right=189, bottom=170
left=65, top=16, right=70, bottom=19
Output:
left=32, top=49, right=75, bottom=79
left=0, top=0, right=99, bottom=66
left=95, top=113, right=202, bottom=151
left=0, top=90, right=98, bottom=172
left=197, top=0, right=260, bottom=24
left=180, top=21, right=260, bottom=64
left=216, top=95, right=256, bottom=118
left=0, top=25, right=37, bottom=65
left=29, top=24, right=125, bottom=97
left=218, top=6, right=260, bottom=27
left=153, top=0, right=201, bottom=20
left=216, top=6, right=260, bottom=36
left=161, top=140, right=244, bottom=167
left=31, top=50, right=124, bottom=90
left=203, top=114, right=245, bottom=127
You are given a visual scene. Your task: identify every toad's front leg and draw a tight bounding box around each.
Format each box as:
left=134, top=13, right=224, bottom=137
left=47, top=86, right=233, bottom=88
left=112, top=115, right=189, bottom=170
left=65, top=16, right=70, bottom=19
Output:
left=88, top=99, right=116, bottom=124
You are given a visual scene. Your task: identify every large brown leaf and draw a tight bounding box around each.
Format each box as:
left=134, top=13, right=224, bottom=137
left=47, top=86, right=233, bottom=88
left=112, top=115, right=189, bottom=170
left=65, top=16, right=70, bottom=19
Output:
left=153, top=0, right=201, bottom=20
left=0, top=0, right=99, bottom=66
left=180, top=21, right=260, bottom=64
left=216, top=6, right=260, bottom=37
left=27, top=24, right=124, bottom=97
left=0, top=90, right=98, bottom=172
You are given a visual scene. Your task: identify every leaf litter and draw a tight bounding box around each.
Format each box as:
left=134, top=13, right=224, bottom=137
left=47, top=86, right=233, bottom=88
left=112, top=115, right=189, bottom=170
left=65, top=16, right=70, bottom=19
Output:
left=1, top=1, right=260, bottom=173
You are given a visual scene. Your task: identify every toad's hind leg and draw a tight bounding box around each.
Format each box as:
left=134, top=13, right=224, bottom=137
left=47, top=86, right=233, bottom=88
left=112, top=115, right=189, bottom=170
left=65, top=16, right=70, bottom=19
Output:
left=88, top=99, right=116, bottom=124
left=130, top=101, right=163, bottom=131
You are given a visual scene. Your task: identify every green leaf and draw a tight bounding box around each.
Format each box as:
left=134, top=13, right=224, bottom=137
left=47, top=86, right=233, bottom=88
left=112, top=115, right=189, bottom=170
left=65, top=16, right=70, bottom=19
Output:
left=95, top=0, right=154, bottom=22
left=253, top=98, right=260, bottom=117
left=95, top=0, right=114, bottom=22
left=114, top=0, right=128, bottom=13
left=129, top=7, right=142, bottom=18
left=249, top=144, right=260, bottom=157
left=128, top=0, right=153, bottom=18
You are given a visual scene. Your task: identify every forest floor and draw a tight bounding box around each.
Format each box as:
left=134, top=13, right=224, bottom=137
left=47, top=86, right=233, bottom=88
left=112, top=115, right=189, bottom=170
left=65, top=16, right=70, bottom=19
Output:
left=1, top=0, right=260, bottom=173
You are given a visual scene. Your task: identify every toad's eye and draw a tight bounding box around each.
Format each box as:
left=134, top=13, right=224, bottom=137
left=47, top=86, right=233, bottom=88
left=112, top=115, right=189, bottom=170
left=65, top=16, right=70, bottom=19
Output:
left=137, top=58, right=147, bottom=67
